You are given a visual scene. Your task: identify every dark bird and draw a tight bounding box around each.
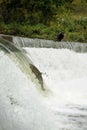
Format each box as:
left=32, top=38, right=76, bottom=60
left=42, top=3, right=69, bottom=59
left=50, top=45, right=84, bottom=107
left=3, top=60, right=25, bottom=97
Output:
left=57, top=32, right=64, bottom=41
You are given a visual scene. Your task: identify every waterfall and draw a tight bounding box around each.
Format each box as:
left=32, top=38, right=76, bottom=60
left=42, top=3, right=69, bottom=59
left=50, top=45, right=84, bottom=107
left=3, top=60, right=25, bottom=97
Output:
left=0, top=34, right=87, bottom=130
left=0, top=34, right=87, bottom=52
left=0, top=37, right=45, bottom=91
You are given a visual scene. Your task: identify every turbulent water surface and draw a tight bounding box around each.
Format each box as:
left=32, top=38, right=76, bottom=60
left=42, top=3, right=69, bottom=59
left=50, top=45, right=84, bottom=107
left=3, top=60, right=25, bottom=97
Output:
left=0, top=36, right=87, bottom=130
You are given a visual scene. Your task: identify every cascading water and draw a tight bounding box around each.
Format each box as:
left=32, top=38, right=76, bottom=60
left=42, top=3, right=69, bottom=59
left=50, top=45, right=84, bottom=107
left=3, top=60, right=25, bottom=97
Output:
left=24, top=47, right=87, bottom=130
left=0, top=34, right=87, bottom=130
left=1, top=34, right=87, bottom=52
left=0, top=37, right=45, bottom=91
left=0, top=49, right=56, bottom=130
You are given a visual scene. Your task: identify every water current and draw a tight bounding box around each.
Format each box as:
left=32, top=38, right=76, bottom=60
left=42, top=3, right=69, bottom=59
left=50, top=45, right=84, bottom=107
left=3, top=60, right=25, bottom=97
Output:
left=0, top=35, right=87, bottom=130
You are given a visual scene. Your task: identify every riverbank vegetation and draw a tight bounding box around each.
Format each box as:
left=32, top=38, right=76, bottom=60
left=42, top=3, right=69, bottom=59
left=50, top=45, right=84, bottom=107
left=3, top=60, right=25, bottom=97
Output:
left=0, top=0, right=87, bottom=43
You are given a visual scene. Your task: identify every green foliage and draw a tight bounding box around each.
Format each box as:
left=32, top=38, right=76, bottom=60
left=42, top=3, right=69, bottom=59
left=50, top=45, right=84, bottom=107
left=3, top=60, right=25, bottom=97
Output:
left=0, top=0, right=87, bottom=43
left=53, top=0, right=73, bottom=7
left=0, top=0, right=56, bottom=25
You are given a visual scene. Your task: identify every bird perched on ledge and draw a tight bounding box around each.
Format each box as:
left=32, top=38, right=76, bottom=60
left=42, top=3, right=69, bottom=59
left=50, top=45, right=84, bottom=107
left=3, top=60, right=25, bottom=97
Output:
left=57, top=32, right=65, bottom=41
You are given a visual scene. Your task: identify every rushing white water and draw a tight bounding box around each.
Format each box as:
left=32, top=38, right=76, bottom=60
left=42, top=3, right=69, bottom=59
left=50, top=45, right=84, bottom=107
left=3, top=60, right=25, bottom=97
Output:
left=25, top=48, right=87, bottom=105
left=1, top=34, right=87, bottom=52
left=0, top=46, right=87, bottom=130
left=25, top=48, right=87, bottom=129
left=0, top=50, right=58, bottom=130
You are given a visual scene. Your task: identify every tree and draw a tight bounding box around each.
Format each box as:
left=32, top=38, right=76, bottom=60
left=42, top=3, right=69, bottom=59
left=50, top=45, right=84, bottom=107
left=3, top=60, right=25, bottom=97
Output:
left=0, top=0, right=56, bottom=24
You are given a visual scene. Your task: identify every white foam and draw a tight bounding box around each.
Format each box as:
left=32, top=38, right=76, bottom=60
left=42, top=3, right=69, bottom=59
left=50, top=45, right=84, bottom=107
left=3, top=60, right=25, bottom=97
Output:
left=0, top=51, right=58, bottom=130
left=1, top=48, right=87, bottom=130
left=25, top=48, right=87, bottom=108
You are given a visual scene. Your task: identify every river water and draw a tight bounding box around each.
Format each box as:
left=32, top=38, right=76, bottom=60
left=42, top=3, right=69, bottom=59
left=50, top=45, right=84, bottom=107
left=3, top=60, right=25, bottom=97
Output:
left=0, top=36, right=87, bottom=130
